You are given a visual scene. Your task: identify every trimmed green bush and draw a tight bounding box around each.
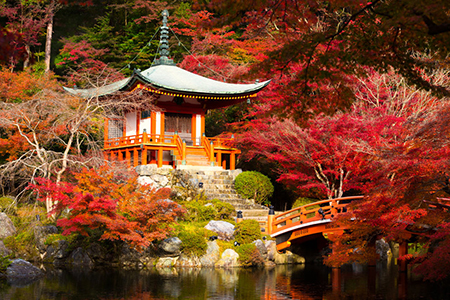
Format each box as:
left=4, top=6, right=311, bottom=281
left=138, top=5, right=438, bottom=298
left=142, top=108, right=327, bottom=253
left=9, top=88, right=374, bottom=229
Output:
left=178, top=230, right=208, bottom=257
left=234, top=219, right=262, bottom=244
left=181, top=197, right=235, bottom=222
left=234, top=171, right=274, bottom=205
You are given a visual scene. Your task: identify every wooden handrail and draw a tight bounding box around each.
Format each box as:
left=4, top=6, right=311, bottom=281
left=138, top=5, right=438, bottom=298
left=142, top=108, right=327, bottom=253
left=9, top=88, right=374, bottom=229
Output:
left=270, top=196, right=364, bottom=235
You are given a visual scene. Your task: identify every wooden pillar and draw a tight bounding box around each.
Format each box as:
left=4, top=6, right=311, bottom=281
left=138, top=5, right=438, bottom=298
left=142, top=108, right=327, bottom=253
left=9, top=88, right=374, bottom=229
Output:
left=134, top=148, right=139, bottom=167
left=191, top=114, right=196, bottom=145
left=104, top=151, right=109, bottom=161
left=158, top=147, right=163, bottom=168
left=331, top=268, right=341, bottom=293
left=209, top=141, right=214, bottom=166
left=216, top=151, right=222, bottom=165
left=160, top=112, right=165, bottom=138
left=126, top=150, right=131, bottom=167
left=110, top=151, right=115, bottom=161
left=201, top=113, right=205, bottom=137
left=267, top=206, right=275, bottom=234
left=142, top=147, right=147, bottom=165
left=399, top=241, right=408, bottom=272
left=230, top=152, right=236, bottom=170
left=151, top=112, right=156, bottom=136
left=182, top=140, right=186, bottom=164
left=104, top=118, right=109, bottom=146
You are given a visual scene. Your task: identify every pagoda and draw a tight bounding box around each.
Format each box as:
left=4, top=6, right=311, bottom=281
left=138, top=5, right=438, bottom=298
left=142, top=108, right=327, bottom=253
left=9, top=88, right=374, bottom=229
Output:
left=64, top=10, right=270, bottom=170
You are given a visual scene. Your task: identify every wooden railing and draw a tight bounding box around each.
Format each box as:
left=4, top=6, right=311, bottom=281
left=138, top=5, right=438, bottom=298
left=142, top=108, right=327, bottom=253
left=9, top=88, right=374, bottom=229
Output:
left=201, top=135, right=214, bottom=163
left=174, top=133, right=186, bottom=163
left=208, top=136, right=235, bottom=148
left=269, top=196, right=364, bottom=236
left=105, top=133, right=178, bottom=149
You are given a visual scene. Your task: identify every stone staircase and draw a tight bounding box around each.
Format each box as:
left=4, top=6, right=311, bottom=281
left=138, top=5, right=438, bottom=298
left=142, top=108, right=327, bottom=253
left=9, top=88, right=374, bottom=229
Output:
left=178, top=166, right=271, bottom=232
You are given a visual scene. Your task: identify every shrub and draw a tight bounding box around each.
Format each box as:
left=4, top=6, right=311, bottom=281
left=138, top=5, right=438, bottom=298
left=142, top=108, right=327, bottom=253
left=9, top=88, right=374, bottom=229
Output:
left=234, top=171, right=274, bottom=205
left=292, top=197, right=317, bottom=208
left=235, top=243, right=264, bottom=267
left=0, top=196, right=15, bottom=213
left=181, top=197, right=235, bottom=222
left=234, top=219, right=262, bottom=244
left=0, top=256, right=12, bottom=274
left=178, top=230, right=208, bottom=257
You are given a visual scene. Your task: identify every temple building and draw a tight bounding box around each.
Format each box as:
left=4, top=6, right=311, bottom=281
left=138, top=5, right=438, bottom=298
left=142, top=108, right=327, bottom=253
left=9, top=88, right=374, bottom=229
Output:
left=64, top=10, right=269, bottom=170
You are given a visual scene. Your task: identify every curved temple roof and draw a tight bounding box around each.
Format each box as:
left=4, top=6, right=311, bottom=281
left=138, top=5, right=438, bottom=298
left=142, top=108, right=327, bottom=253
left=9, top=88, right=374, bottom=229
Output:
left=63, top=64, right=270, bottom=99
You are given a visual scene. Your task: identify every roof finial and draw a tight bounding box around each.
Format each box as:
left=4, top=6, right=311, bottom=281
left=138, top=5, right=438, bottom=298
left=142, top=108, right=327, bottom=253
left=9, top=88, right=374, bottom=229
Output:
left=154, top=9, right=175, bottom=66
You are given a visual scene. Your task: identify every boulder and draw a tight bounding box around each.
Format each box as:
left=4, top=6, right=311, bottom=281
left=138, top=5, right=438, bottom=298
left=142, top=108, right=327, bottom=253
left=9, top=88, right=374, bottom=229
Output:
left=215, top=249, right=239, bottom=268
left=205, top=220, right=235, bottom=241
left=86, top=243, right=109, bottom=264
left=156, top=257, right=178, bottom=268
left=274, top=250, right=305, bottom=264
left=150, top=174, right=169, bottom=187
left=135, top=164, right=157, bottom=176
left=159, top=237, right=182, bottom=256
left=265, top=240, right=277, bottom=261
left=376, top=238, right=392, bottom=260
left=0, top=241, right=11, bottom=256
left=53, top=240, right=70, bottom=259
left=200, top=241, right=220, bottom=267
left=175, top=254, right=201, bottom=268
left=34, top=225, right=58, bottom=253
left=252, top=240, right=268, bottom=259
left=138, top=176, right=157, bottom=186
left=66, top=247, right=94, bottom=268
left=6, top=259, right=43, bottom=286
left=0, top=212, right=16, bottom=239
left=118, top=243, right=156, bottom=267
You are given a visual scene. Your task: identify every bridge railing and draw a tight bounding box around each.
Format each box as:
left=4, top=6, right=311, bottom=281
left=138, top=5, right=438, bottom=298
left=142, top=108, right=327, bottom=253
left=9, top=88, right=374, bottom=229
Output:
left=269, top=196, right=364, bottom=235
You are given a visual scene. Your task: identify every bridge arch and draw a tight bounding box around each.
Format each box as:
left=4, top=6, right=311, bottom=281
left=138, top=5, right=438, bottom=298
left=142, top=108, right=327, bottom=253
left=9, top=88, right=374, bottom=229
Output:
left=269, top=196, right=364, bottom=251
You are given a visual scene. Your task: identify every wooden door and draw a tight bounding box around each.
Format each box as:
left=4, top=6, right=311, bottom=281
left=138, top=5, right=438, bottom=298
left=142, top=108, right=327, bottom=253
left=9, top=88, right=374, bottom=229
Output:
left=165, top=113, right=192, bottom=144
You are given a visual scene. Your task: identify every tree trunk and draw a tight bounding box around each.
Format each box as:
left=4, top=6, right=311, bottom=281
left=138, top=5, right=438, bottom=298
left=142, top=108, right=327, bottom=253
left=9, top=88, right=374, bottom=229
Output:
left=44, top=2, right=55, bottom=73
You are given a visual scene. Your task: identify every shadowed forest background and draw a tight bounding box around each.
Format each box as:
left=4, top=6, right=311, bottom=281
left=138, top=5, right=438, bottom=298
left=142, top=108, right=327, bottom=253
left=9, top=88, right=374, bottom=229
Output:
left=1, top=0, right=450, bottom=280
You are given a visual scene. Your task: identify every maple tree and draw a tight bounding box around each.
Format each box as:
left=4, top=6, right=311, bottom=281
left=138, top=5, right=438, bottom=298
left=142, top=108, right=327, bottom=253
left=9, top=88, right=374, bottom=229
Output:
left=30, top=165, right=185, bottom=249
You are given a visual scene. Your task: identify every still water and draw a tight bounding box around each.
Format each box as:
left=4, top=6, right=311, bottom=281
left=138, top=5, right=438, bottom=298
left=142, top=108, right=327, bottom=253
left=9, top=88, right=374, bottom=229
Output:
left=1, top=263, right=450, bottom=300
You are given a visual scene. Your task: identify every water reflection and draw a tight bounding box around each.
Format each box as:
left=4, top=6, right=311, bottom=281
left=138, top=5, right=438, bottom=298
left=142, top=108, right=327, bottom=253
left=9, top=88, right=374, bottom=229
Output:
left=1, top=262, right=450, bottom=299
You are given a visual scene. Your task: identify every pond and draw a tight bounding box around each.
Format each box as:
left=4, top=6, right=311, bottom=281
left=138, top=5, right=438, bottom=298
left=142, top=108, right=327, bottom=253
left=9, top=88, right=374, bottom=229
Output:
left=1, top=262, right=450, bottom=299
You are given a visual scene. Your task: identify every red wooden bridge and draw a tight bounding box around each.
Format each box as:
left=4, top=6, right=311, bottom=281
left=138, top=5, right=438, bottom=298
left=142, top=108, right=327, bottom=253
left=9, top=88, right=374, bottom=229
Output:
left=268, top=196, right=364, bottom=251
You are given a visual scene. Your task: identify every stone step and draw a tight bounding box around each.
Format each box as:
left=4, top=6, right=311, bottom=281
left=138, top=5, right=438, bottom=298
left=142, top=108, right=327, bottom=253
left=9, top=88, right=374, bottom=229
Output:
left=239, top=209, right=270, bottom=217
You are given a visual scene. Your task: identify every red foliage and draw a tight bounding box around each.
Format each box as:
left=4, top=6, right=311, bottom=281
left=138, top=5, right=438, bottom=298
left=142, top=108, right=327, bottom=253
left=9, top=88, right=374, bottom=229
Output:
left=30, top=166, right=185, bottom=249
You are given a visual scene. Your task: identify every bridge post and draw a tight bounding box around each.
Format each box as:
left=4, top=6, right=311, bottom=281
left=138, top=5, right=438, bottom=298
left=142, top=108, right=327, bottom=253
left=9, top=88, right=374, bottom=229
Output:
left=267, top=206, right=275, bottom=234
left=399, top=241, right=408, bottom=272
left=236, top=210, right=243, bottom=223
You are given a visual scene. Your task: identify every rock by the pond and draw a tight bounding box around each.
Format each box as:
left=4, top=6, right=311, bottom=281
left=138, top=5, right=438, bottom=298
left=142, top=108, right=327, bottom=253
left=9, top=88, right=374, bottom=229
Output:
left=265, top=240, right=277, bottom=261
left=205, top=220, right=235, bottom=241
left=118, top=243, right=156, bottom=267
left=175, top=254, right=201, bottom=268
left=159, top=237, right=182, bottom=256
left=252, top=240, right=268, bottom=259
left=274, top=250, right=305, bottom=264
left=34, top=225, right=58, bottom=253
left=0, top=241, right=11, bottom=256
left=215, top=249, right=239, bottom=268
left=66, top=247, right=94, bottom=268
left=6, top=259, right=43, bottom=286
left=376, top=238, right=392, bottom=260
left=200, top=240, right=220, bottom=267
left=156, top=257, right=178, bottom=268
left=0, top=212, right=16, bottom=239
